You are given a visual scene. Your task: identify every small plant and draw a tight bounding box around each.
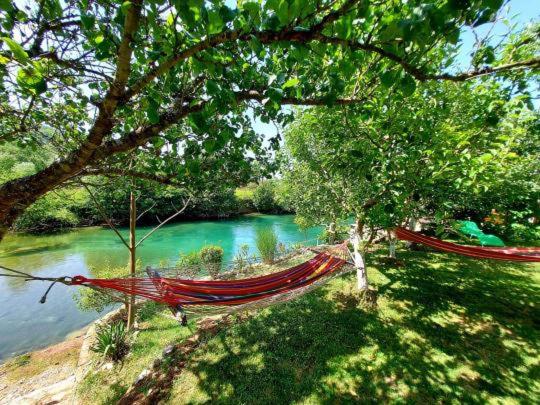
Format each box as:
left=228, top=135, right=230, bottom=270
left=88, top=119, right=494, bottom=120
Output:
left=200, top=245, right=224, bottom=278
left=234, top=243, right=251, bottom=273
left=136, top=301, right=161, bottom=322
left=256, top=227, right=278, bottom=263
left=177, top=251, right=202, bottom=267
left=91, top=321, right=129, bottom=362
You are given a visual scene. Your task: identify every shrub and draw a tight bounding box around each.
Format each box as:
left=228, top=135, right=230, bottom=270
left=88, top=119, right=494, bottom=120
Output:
left=234, top=243, right=251, bottom=273
left=74, top=263, right=129, bottom=313
left=177, top=251, right=202, bottom=267
left=256, top=227, right=278, bottom=263
left=136, top=301, right=161, bottom=322
left=200, top=245, right=224, bottom=278
left=91, top=321, right=129, bottom=362
left=252, top=181, right=277, bottom=213
left=176, top=251, right=203, bottom=278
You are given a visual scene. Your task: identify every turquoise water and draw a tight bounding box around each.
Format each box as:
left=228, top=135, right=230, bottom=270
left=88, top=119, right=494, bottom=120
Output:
left=0, top=215, right=320, bottom=361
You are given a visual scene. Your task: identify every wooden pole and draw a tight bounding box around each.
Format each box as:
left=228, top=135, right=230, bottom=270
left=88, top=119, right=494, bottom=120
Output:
left=126, top=190, right=136, bottom=330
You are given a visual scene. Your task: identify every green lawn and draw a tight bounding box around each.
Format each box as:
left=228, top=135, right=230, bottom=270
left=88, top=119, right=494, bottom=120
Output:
left=78, top=247, right=540, bottom=404
left=77, top=309, right=195, bottom=404
left=166, top=248, right=540, bottom=404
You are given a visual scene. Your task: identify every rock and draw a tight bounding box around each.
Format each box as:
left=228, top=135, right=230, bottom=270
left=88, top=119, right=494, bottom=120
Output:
left=135, top=369, right=151, bottom=384
left=162, top=345, right=175, bottom=356
left=102, top=362, right=114, bottom=371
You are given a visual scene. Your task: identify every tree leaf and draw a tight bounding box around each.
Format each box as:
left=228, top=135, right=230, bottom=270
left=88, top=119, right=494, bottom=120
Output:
left=146, top=98, right=160, bottom=124
left=1, top=37, right=29, bottom=64
left=207, top=10, right=223, bottom=34
left=400, top=75, right=416, bottom=96
left=282, top=77, right=299, bottom=89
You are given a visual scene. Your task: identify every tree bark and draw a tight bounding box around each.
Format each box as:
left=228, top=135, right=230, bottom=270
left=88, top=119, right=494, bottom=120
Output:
left=350, top=218, right=368, bottom=290
left=126, top=190, right=136, bottom=330
left=387, top=229, right=396, bottom=259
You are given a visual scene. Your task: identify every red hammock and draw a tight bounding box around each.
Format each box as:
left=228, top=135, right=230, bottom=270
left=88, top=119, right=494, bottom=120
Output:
left=70, top=252, right=347, bottom=307
left=395, top=228, right=540, bottom=262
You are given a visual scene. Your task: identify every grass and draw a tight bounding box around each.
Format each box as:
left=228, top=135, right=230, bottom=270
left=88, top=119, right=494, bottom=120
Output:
left=76, top=310, right=195, bottom=404
left=164, top=247, right=540, bottom=404
left=74, top=247, right=540, bottom=404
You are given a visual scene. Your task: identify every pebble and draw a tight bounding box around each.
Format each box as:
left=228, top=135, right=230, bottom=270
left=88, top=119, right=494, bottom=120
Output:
left=162, top=345, right=175, bottom=356
left=135, top=369, right=151, bottom=384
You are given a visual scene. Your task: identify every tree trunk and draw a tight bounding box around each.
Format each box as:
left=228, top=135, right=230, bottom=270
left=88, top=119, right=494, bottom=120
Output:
left=350, top=219, right=368, bottom=290
left=387, top=229, right=396, bottom=259
left=126, top=190, right=136, bottom=330
left=328, top=221, right=337, bottom=244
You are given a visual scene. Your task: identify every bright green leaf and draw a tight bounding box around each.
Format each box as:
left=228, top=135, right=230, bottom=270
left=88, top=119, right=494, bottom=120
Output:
left=1, top=37, right=29, bottom=64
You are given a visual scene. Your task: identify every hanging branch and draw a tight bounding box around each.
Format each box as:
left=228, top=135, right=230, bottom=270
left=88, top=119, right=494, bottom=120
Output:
left=135, top=196, right=192, bottom=248
left=80, top=181, right=130, bottom=249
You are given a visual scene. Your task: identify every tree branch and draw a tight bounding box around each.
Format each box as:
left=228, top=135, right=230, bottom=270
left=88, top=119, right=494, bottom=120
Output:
left=81, top=168, right=184, bottom=186
left=135, top=196, right=191, bottom=247
left=80, top=182, right=130, bottom=249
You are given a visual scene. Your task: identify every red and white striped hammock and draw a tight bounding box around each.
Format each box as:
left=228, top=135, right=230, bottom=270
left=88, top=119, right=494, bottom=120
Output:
left=395, top=228, right=540, bottom=262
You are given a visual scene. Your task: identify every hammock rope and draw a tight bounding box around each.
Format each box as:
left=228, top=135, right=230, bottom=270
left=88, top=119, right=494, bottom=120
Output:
left=395, top=227, right=540, bottom=262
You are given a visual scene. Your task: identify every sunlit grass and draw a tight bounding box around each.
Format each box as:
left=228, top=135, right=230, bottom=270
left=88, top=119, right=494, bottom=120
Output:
left=74, top=247, right=540, bottom=403
left=165, top=247, right=540, bottom=403
left=76, top=311, right=194, bottom=404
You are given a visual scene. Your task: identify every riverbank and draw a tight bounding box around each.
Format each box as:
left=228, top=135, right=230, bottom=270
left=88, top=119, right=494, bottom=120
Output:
left=0, top=327, right=86, bottom=404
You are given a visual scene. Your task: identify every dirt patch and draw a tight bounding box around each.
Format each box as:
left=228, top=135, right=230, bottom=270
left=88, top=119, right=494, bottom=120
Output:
left=0, top=328, right=86, bottom=404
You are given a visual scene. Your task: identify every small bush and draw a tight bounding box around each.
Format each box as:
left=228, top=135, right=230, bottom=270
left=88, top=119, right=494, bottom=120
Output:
left=177, top=251, right=202, bottom=267
left=252, top=181, right=277, bottom=213
left=256, top=227, right=278, bottom=263
left=91, top=321, right=129, bottom=362
left=234, top=243, right=251, bottom=273
left=74, top=263, right=129, bottom=313
left=200, top=245, right=224, bottom=278
left=136, top=301, right=161, bottom=322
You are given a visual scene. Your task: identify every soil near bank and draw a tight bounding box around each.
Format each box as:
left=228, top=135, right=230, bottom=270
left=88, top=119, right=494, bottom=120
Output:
left=0, top=327, right=87, bottom=404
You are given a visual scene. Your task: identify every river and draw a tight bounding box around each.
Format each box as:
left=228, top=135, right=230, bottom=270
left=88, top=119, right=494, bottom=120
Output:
left=0, top=214, right=320, bottom=362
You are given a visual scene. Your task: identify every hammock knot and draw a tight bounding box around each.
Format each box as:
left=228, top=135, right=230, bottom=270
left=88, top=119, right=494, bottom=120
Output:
left=71, top=275, right=88, bottom=285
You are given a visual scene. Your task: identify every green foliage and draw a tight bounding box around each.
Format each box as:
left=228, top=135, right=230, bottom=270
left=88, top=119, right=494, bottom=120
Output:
left=136, top=301, right=161, bottom=323
left=251, top=180, right=291, bottom=214
left=14, top=188, right=88, bottom=233
left=252, top=181, right=276, bottom=213
left=256, top=227, right=278, bottom=263
left=281, top=80, right=539, bottom=233
left=177, top=245, right=223, bottom=278
left=74, top=264, right=129, bottom=313
left=235, top=185, right=257, bottom=212
left=91, top=321, right=129, bottom=362
left=200, top=245, right=223, bottom=264
left=177, top=251, right=202, bottom=267
left=233, top=243, right=253, bottom=273
left=200, top=245, right=224, bottom=278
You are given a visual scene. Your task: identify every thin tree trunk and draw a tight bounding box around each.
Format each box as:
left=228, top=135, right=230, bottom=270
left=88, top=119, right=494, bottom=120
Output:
left=351, top=218, right=368, bottom=290
left=126, top=190, right=136, bottom=330
left=328, top=221, right=336, bottom=244
left=387, top=229, right=396, bottom=258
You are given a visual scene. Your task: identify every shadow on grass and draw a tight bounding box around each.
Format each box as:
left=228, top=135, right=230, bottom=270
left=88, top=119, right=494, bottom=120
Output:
left=169, top=249, right=539, bottom=404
